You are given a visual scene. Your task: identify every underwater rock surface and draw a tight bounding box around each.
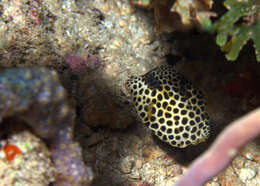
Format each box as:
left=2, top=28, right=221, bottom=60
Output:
left=0, top=131, right=56, bottom=186
left=0, top=67, right=93, bottom=186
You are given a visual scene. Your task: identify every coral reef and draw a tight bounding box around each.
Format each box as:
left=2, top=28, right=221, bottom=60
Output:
left=0, top=0, right=259, bottom=185
left=0, top=131, right=56, bottom=186
left=130, top=0, right=214, bottom=32
left=214, top=0, right=260, bottom=62
left=170, top=0, right=214, bottom=29
left=0, top=67, right=93, bottom=186
left=64, top=54, right=102, bottom=73
left=174, top=108, right=260, bottom=186
left=131, top=0, right=259, bottom=62
left=0, top=0, right=108, bottom=68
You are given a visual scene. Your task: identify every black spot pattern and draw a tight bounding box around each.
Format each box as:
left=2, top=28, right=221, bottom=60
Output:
left=126, top=63, right=211, bottom=148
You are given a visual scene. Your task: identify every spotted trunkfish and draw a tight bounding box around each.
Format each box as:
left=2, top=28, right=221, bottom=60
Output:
left=126, top=64, right=211, bottom=148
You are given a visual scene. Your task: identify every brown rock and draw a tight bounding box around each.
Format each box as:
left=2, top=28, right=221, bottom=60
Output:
left=79, top=75, right=135, bottom=129
left=142, top=145, right=165, bottom=163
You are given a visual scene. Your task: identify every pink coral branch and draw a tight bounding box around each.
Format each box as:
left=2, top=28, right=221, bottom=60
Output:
left=174, top=108, right=260, bottom=186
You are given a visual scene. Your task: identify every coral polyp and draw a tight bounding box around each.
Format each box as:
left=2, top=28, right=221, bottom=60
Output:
left=3, top=143, right=22, bottom=162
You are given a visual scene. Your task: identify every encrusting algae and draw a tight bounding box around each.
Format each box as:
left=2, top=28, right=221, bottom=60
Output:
left=126, top=63, right=211, bottom=148
left=0, top=67, right=93, bottom=186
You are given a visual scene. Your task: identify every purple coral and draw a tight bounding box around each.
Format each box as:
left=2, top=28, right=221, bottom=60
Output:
left=65, top=54, right=87, bottom=73
left=51, top=126, right=93, bottom=186
left=0, top=67, right=93, bottom=186
left=65, top=54, right=101, bottom=73
left=174, top=108, right=260, bottom=186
